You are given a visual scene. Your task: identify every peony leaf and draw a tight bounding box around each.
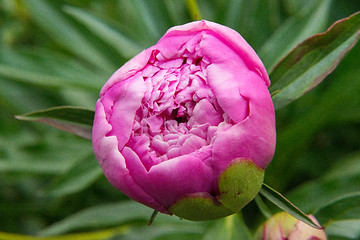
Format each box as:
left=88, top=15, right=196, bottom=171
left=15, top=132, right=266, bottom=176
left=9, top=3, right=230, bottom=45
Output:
left=131, top=0, right=172, bottom=42
left=325, top=219, right=360, bottom=240
left=259, top=183, right=323, bottom=229
left=63, top=6, right=143, bottom=59
left=24, top=0, right=115, bottom=73
left=202, top=215, right=252, bottom=240
left=254, top=195, right=272, bottom=219
left=0, top=227, right=127, bottom=240
left=314, top=192, right=360, bottom=226
left=43, top=154, right=102, bottom=197
left=259, top=0, right=331, bottom=70
left=39, top=201, right=153, bottom=236
left=185, top=0, right=202, bottom=21
left=286, top=151, right=360, bottom=213
left=269, top=11, right=360, bottom=109
left=0, top=63, right=102, bottom=91
left=15, top=106, right=94, bottom=140
left=39, top=200, right=203, bottom=236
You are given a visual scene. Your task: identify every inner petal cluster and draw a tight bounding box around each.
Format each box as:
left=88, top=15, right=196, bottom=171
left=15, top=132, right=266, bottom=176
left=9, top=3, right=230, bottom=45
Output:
left=130, top=48, right=227, bottom=170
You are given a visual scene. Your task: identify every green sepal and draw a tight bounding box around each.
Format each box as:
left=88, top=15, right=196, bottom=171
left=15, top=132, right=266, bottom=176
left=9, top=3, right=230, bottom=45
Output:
left=168, top=192, right=234, bottom=221
left=218, top=159, right=264, bottom=212
left=169, top=159, right=264, bottom=221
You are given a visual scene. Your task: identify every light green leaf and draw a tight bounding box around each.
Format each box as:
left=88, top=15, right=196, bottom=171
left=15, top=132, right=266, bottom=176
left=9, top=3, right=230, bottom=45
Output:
left=202, top=214, right=252, bottom=240
left=185, top=0, right=202, bottom=20
left=15, top=106, right=95, bottom=140
left=63, top=6, right=143, bottom=59
left=43, top=155, right=102, bottom=197
left=259, top=184, right=322, bottom=229
left=270, top=11, right=360, bottom=109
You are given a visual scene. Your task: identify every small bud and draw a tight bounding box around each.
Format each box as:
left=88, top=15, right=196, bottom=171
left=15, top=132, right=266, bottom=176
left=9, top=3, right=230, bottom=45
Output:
left=255, top=212, right=327, bottom=240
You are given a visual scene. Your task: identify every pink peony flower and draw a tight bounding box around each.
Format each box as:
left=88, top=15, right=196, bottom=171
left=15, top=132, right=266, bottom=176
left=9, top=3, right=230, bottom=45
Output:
left=255, top=212, right=327, bottom=240
left=92, top=20, right=276, bottom=220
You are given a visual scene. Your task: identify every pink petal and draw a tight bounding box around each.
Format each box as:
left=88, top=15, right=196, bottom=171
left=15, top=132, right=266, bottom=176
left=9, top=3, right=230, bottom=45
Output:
left=104, top=73, right=146, bottom=150
left=124, top=145, right=214, bottom=208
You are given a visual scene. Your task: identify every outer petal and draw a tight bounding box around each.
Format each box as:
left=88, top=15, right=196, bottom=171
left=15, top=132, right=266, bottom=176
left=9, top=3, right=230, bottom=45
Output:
left=160, top=20, right=269, bottom=86
left=204, top=35, right=275, bottom=172
left=208, top=72, right=276, bottom=172
left=123, top=145, right=214, bottom=209
left=92, top=102, right=166, bottom=213
left=288, top=215, right=327, bottom=240
left=103, top=73, right=146, bottom=150
left=100, top=48, right=153, bottom=96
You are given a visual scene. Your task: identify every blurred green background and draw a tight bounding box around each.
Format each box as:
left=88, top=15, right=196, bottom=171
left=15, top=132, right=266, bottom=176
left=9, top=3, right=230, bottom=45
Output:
left=0, top=0, right=359, bottom=239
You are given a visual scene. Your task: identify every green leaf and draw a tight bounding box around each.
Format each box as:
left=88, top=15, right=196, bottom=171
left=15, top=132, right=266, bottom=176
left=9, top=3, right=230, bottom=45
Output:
left=0, top=226, right=128, bottom=240
left=15, top=106, right=95, bottom=140
left=39, top=201, right=150, bottom=236
left=131, top=0, right=172, bottom=43
left=202, top=215, right=252, bottom=240
left=0, top=132, right=92, bottom=174
left=185, top=0, right=202, bottom=20
left=118, top=224, right=206, bottom=240
left=315, top=192, right=360, bottom=226
left=0, top=47, right=106, bottom=83
left=24, top=0, right=115, bottom=73
left=286, top=151, right=360, bottom=213
left=39, top=201, right=190, bottom=236
left=259, top=0, right=331, bottom=70
left=325, top=219, right=360, bottom=240
left=269, top=11, right=360, bottom=109
left=0, top=64, right=102, bottom=91
left=259, top=183, right=322, bottom=229
left=63, top=6, right=143, bottom=59
left=43, top=154, right=102, bottom=197
left=254, top=195, right=272, bottom=219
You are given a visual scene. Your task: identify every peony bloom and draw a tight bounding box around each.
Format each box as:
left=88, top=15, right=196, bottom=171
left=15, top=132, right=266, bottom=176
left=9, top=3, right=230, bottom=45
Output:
left=92, top=20, right=276, bottom=220
left=255, top=212, right=327, bottom=240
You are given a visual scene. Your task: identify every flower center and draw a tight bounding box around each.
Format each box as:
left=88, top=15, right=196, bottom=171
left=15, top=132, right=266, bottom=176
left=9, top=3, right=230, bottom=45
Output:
left=131, top=50, right=225, bottom=166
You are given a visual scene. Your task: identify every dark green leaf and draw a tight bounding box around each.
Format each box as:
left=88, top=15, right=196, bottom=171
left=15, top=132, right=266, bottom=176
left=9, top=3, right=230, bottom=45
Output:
left=259, top=183, right=322, bottom=229
left=270, top=11, right=360, bottom=109
left=15, top=106, right=95, bottom=140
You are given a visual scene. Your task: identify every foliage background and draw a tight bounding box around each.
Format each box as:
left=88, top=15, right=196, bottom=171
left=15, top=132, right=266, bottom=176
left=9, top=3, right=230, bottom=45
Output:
left=0, top=0, right=359, bottom=239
